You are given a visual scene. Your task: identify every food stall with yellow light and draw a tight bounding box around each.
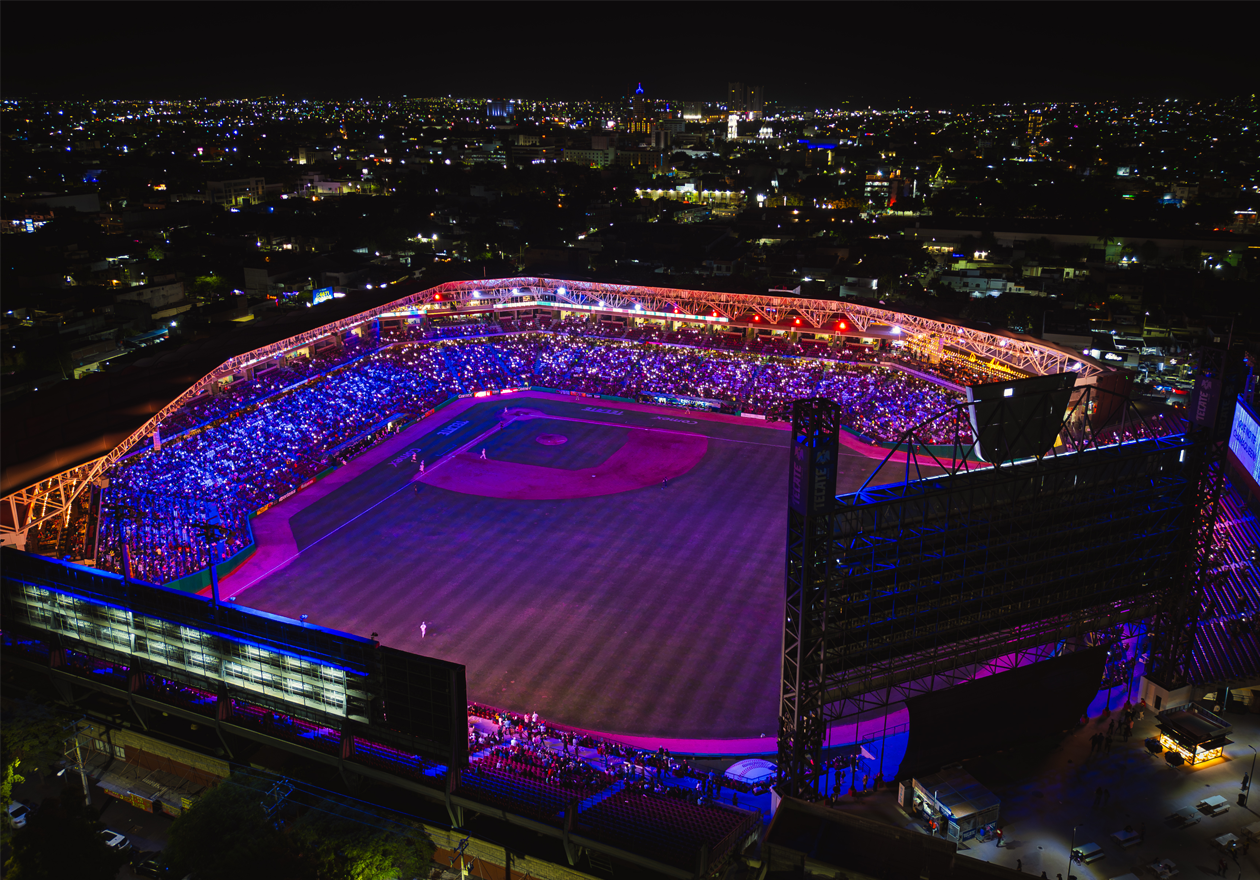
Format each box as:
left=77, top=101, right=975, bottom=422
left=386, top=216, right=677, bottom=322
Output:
left=1156, top=701, right=1232, bottom=766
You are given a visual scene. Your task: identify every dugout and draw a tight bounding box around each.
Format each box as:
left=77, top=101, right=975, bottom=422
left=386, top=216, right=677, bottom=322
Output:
left=907, top=766, right=1000, bottom=842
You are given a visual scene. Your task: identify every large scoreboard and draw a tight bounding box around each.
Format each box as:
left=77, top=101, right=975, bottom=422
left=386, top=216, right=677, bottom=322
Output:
left=1, top=549, right=467, bottom=769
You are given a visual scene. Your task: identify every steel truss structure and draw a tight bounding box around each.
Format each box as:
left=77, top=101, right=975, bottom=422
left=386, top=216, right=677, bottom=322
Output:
left=1, top=278, right=1112, bottom=551
left=778, top=383, right=1206, bottom=799
left=1145, top=349, right=1229, bottom=691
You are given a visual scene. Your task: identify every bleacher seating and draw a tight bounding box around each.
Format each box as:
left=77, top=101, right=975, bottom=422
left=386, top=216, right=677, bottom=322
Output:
left=577, top=787, right=757, bottom=870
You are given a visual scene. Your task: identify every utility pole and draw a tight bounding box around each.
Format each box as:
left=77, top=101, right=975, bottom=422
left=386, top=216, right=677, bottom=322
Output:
left=62, top=718, right=91, bottom=806
left=261, top=777, right=294, bottom=828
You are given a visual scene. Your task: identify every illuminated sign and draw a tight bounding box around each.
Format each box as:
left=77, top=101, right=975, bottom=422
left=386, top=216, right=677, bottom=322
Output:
left=312, top=287, right=335, bottom=305
left=1228, top=398, right=1260, bottom=491
left=1, top=552, right=468, bottom=768
left=497, top=299, right=730, bottom=324
left=789, top=432, right=838, bottom=516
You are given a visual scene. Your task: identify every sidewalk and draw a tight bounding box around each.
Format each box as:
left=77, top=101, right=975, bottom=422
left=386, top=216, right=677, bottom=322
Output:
left=834, top=703, right=1260, bottom=880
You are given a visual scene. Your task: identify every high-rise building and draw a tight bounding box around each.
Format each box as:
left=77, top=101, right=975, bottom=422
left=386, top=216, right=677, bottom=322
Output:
left=747, top=85, right=765, bottom=119
left=727, top=83, right=764, bottom=119
left=1027, top=109, right=1043, bottom=156
left=629, top=82, right=651, bottom=133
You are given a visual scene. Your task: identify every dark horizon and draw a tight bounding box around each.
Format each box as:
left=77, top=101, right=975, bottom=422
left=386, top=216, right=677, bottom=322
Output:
left=2, top=6, right=1253, bottom=106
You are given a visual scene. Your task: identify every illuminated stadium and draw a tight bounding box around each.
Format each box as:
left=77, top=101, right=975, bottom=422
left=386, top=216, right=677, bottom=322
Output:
left=5, top=278, right=1255, bottom=874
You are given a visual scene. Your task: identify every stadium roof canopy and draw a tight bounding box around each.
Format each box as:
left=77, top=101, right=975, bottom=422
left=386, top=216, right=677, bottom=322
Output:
left=2, top=277, right=1109, bottom=542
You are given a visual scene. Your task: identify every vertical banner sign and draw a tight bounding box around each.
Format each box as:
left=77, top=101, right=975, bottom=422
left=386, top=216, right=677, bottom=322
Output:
left=1189, top=374, right=1222, bottom=429
left=789, top=432, right=839, bottom=515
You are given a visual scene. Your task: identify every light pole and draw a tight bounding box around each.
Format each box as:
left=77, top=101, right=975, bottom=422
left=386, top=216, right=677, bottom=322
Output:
left=1245, top=745, right=1257, bottom=806
left=1067, top=824, right=1080, bottom=880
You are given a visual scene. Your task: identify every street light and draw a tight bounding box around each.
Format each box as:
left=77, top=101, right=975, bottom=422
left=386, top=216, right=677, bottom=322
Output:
left=1067, top=824, right=1080, bottom=880
left=1244, top=745, right=1257, bottom=806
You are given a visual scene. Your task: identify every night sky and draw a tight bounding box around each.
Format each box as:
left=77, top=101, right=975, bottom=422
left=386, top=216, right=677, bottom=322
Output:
left=2, top=5, right=1251, bottom=105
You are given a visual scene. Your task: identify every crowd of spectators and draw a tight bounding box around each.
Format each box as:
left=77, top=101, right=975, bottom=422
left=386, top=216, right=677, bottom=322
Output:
left=816, top=365, right=973, bottom=445
left=99, top=346, right=455, bottom=582
left=95, top=328, right=1037, bottom=583
left=466, top=704, right=777, bottom=808
left=424, top=318, right=501, bottom=339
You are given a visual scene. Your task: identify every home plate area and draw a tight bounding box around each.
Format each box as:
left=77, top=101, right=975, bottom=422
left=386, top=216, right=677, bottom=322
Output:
left=421, top=410, right=708, bottom=500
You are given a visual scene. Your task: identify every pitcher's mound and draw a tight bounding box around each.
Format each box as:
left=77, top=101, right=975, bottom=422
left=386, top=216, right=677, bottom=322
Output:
left=424, top=428, right=707, bottom=500
left=536, top=434, right=568, bottom=446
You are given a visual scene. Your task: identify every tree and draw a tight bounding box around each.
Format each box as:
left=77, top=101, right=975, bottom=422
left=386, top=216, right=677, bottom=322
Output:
left=1, top=701, right=74, bottom=846
left=2, top=786, right=127, bottom=880
left=291, top=799, right=434, bottom=880
left=164, top=775, right=303, bottom=880
left=189, top=274, right=231, bottom=301
left=165, top=773, right=435, bottom=880
left=1140, top=240, right=1161, bottom=265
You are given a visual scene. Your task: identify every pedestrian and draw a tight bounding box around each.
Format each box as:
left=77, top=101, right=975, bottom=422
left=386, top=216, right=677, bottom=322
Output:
left=1107, top=719, right=1115, bottom=735
left=1103, top=788, right=1110, bottom=805
left=1041, top=873, right=1048, bottom=879
left=1016, top=858, right=1022, bottom=872
left=419, top=460, right=425, bottom=474
left=420, top=621, right=427, bottom=638
left=480, top=448, right=487, bottom=460
left=1218, top=857, right=1227, bottom=876
left=1244, top=773, right=1251, bottom=789
left=1094, top=786, right=1103, bottom=806
left=1105, top=734, right=1113, bottom=752
left=996, top=827, right=1004, bottom=847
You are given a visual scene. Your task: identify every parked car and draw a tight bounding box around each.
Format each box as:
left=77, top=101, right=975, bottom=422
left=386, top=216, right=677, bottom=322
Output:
left=99, top=828, right=132, bottom=852
left=134, top=851, right=175, bottom=878
left=6, top=802, right=31, bottom=828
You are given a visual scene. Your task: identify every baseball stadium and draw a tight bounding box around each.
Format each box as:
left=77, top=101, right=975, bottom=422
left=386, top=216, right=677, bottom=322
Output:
left=4, top=278, right=1256, bottom=877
